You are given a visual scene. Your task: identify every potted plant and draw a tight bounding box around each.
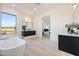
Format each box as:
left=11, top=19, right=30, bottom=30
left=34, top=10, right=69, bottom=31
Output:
left=65, top=23, right=79, bottom=34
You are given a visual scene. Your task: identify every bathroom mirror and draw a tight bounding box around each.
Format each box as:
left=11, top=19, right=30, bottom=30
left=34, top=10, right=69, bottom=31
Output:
left=22, top=18, right=33, bottom=31
left=25, top=22, right=33, bottom=30
left=42, top=16, right=50, bottom=39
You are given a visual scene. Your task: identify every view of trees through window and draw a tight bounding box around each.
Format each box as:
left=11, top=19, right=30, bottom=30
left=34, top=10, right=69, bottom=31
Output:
left=1, top=12, right=16, bottom=35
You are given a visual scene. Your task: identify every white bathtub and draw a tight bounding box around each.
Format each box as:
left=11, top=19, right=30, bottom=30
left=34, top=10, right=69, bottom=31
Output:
left=0, top=36, right=26, bottom=56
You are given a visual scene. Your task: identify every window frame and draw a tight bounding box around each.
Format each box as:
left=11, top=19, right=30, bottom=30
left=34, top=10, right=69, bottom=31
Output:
left=0, top=12, right=17, bottom=35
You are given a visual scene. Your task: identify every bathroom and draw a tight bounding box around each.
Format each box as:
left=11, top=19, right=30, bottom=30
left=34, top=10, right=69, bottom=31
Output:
left=0, top=3, right=79, bottom=56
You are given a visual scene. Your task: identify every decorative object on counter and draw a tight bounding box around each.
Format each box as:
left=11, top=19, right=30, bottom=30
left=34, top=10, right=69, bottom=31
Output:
left=22, top=25, right=26, bottom=31
left=65, top=23, right=79, bottom=34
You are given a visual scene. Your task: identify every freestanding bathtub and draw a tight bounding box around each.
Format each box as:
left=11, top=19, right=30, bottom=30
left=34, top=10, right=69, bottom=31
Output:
left=0, top=36, right=26, bottom=56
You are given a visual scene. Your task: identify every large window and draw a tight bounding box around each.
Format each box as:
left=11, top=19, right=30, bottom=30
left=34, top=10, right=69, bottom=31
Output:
left=1, top=12, right=16, bottom=35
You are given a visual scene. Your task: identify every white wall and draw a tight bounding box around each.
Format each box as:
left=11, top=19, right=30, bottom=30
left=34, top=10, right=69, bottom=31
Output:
left=74, top=6, right=79, bottom=23
left=33, top=5, right=74, bottom=43
left=32, top=15, right=42, bottom=38
left=0, top=5, right=1, bottom=12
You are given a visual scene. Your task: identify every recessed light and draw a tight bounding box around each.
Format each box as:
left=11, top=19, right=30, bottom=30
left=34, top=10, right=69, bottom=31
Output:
left=12, top=4, right=15, bottom=7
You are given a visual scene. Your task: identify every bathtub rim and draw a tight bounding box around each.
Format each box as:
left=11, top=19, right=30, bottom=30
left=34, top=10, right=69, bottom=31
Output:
left=0, top=37, right=26, bottom=50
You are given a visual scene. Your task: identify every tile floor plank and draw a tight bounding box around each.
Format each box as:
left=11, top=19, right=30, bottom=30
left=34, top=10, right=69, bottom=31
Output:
left=23, top=37, right=74, bottom=56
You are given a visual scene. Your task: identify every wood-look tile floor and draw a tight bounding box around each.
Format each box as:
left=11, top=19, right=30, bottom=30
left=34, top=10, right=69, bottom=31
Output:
left=23, top=37, right=74, bottom=56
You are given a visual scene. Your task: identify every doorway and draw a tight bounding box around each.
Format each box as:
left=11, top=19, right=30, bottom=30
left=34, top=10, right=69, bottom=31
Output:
left=42, top=16, right=50, bottom=39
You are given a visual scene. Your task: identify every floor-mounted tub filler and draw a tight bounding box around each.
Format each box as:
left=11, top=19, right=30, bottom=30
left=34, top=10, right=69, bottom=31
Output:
left=0, top=36, right=26, bottom=56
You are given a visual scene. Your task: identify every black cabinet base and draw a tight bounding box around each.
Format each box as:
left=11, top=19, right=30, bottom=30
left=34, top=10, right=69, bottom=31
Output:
left=22, top=31, right=36, bottom=37
left=58, top=35, right=79, bottom=56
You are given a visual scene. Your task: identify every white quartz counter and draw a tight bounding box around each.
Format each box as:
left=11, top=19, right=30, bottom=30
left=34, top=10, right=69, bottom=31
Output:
left=59, top=33, right=79, bottom=37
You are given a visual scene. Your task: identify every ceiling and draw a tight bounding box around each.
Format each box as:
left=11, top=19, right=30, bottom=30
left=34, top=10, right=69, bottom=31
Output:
left=1, top=3, right=73, bottom=16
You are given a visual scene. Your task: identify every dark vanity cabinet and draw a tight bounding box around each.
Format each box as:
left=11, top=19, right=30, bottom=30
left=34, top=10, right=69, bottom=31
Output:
left=58, top=35, right=79, bottom=56
left=22, top=30, right=36, bottom=37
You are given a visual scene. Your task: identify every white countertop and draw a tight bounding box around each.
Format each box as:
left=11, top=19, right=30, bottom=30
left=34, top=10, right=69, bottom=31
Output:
left=59, top=33, right=79, bottom=37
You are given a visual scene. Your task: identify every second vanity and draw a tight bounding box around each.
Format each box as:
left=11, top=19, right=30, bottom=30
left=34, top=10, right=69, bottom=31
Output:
left=22, top=30, right=36, bottom=37
left=58, top=33, right=79, bottom=56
